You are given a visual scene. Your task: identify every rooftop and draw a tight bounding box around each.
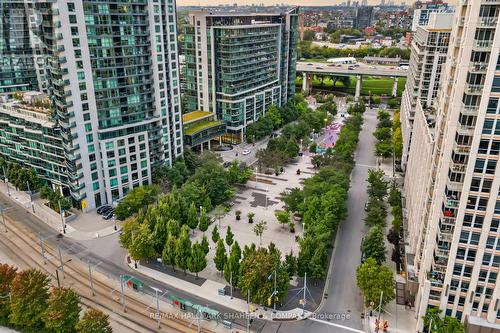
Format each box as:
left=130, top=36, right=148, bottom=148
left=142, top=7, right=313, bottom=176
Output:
left=184, top=120, right=225, bottom=136
left=182, top=111, right=214, bottom=124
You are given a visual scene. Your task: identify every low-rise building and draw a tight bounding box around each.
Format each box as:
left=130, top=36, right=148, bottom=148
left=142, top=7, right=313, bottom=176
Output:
left=0, top=93, right=68, bottom=190
left=182, top=111, right=226, bottom=150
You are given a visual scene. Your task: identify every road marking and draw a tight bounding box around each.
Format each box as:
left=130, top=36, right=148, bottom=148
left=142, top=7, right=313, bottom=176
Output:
left=355, top=164, right=378, bottom=168
left=309, top=317, right=365, bottom=333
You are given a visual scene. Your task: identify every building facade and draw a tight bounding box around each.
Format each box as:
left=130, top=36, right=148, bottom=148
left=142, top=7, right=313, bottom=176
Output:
left=355, top=6, right=374, bottom=29
left=0, top=0, right=183, bottom=211
left=0, top=0, right=39, bottom=93
left=404, top=1, right=500, bottom=331
left=400, top=13, right=452, bottom=170
left=183, top=9, right=299, bottom=143
left=411, top=1, right=452, bottom=32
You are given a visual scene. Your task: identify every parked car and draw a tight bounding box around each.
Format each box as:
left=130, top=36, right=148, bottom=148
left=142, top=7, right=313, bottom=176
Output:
left=103, top=210, right=114, bottom=220
left=242, top=149, right=251, bottom=155
left=223, top=161, right=232, bottom=168
left=97, top=205, right=111, bottom=214
left=364, top=202, right=369, bottom=211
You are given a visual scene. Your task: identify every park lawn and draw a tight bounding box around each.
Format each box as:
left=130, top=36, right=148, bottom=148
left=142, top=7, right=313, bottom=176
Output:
left=296, top=76, right=406, bottom=97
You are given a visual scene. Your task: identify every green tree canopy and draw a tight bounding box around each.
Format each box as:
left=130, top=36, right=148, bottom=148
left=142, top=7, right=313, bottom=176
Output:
left=43, top=287, right=81, bottom=333
left=362, top=225, right=386, bottom=264
left=356, top=258, right=395, bottom=308
left=76, top=308, right=112, bottom=333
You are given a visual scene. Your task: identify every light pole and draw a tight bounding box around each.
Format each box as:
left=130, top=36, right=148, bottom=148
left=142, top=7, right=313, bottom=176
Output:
left=87, top=260, right=102, bottom=296
left=2, top=166, right=10, bottom=196
left=55, top=258, right=72, bottom=288
left=265, top=187, right=269, bottom=210
left=26, top=181, right=34, bottom=213
left=58, top=200, right=65, bottom=234
left=0, top=206, right=11, bottom=233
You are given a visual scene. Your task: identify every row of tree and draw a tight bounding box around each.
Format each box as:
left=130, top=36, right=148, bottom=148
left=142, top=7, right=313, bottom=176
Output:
left=392, top=110, right=403, bottom=161
left=256, top=94, right=335, bottom=172
left=423, top=308, right=464, bottom=333
left=374, top=110, right=394, bottom=159
left=0, top=264, right=111, bottom=333
left=0, top=158, right=42, bottom=192
left=357, top=168, right=395, bottom=309
left=281, top=102, right=366, bottom=281
left=119, top=153, right=252, bottom=262
left=298, top=41, right=411, bottom=61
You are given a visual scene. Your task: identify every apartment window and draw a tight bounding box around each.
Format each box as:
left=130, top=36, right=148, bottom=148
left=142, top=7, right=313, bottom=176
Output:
left=491, top=219, right=499, bottom=232
left=91, top=172, right=98, bottom=181
left=487, top=98, right=498, bottom=114
left=120, top=166, right=128, bottom=174
left=93, top=182, right=99, bottom=191
left=106, top=151, right=115, bottom=159
left=109, top=169, right=116, bottom=177
left=67, top=2, right=75, bottom=12
left=489, top=272, right=497, bottom=283
left=86, top=134, right=93, bottom=143
left=486, top=236, right=496, bottom=249
left=69, top=15, right=77, bottom=24
left=72, top=38, right=80, bottom=47
left=486, top=160, right=497, bottom=174
left=119, top=157, right=126, bottom=165
left=110, top=178, right=118, bottom=187
left=83, top=113, right=90, bottom=121
left=74, top=50, right=82, bottom=59
left=492, top=76, right=500, bottom=93
left=77, top=72, right=85, bottom=81
left=87, top=144, right=94, bottom=153
left=71, top=27, right=78, bottom=36
left=483, top=253, right=492, bottom=265
left=84, top=124, right=92, bottom=133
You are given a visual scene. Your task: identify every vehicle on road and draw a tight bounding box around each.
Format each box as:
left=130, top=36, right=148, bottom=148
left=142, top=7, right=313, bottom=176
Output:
left=223, top=161, right=232, bottom=168
left=326, top=56, right=356, bottom=65
left=316, top=67, right=323, bottom=70
left=242, top=149, right=251, bottom=155
left=348, top=66, right=355, bottom=70
left=97, top=205, right=112, bottom=214
left=307, top=63, right=313, bottom=65
left=364, top=202, right=369, bottom=211
left=100, top=206, right=114, bottom=215
left=103, top=210, right=114, bottom=220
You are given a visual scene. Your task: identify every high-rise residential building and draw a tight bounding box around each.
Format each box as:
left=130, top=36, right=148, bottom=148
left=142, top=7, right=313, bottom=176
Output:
left=355, top=6, right=374, bottom=29
left=404, top=1, right=500, bottom=331
left=183, top=9, right=299, bottom=144
left=0, top=0, right=183, bottom=211
left=411, top=1, right=452, bottom=32
left=0, top=0, right=39, bottom=93
left=400, top=12, right=452, bottom=170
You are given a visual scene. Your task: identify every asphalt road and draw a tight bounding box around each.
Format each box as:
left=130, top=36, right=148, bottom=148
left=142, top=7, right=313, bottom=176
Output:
left=297, top=62, right=408, bottom=78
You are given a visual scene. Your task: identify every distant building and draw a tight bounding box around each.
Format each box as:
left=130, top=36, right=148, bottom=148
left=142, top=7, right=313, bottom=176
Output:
left=411, top=1, right=452, bottom=31
left=356, top=6, right=374, bottom=29
left=363, top=56, right=401, bottom=65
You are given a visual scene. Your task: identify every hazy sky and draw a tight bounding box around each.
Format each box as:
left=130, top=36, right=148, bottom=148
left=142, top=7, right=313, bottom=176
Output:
left=178, top=0, right=456, bottom=7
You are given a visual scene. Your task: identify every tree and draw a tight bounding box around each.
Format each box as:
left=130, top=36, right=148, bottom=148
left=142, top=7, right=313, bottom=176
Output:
left=375, top=141, right=393, bottom=159
left=309, top=142, right=317, bottom=154
left=186, top=202, right=199, bottom=233
left=162, top=234, right=177, bottom=270
left=364, top=201, right=387, bottom=227
left=129, top=222, right=156, bottom=261
left=367, top=169, right=389, bottom=200
left=43, top=287, right=81, bottom=333
left=356, top=258, right=395, bottom=308
left=175, top=225, right=192, bottom=274
left=423, top=307, right=465, bottom=333
left=362, top=225, right=386, bottom=264
left=247, top=212, right=255, bottom=224
left=198, top=208, right=209, bottom=232
left=373, top=127, right=392, bottom=142
left=187, top=242, right=207, bottom=278
left=213, top=239, right=227, bottom=275
left=9, top=268, right=50, bottom=328
left=393, top=127, right=403, bottom=158
left=201, top=235, right=209, bottom=255
left=167, top=219, right=181, bottom=238
left=225, top=225, right=234, bottom=246
left=114, top=185, right=160, bottom=220
left=253, top=221, right=267, bottom=246
left=309, top=244, right=328, bottom=280
left=282, top=188, right=304, bottom=213
left=284, top=251, right=297, bottom=277
left=76, top=308, right=112, bottom=333
left=224, top=241, right=242, bottom=286
left=211, top=225, right=220, bottom=243
left=285, top=138, right=300, bottom=158
left=40, top=186, right=71, bottom=213
left=0, top=264, right=17, bottom=321
left=303, top=30, right=315, bottom=41
left=275, top=210, right=291, bottom=229
left=238, top=247, right=289, bottom=305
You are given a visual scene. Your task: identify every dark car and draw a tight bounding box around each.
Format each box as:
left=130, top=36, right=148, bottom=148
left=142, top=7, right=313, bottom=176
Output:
left=103, top=210, right=114, bottom=220
left=101, top=206, right=114, bottom=215
left=97, top=205, right=111, bottom=214
left=223, top=161, right=232, bottom=168
left=364, top=202, right=369, bottom=211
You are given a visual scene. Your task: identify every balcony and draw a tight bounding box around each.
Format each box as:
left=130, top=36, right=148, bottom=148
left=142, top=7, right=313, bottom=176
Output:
left=450, top=160, right=467, bottom=173
left=465, top=83, right=484, bottom=95
left=448, top=181, right=464, bottom=192
left=456, top=124, right=475, bottom=136
left=454, top=142, right=471, bottom=153
left=461, top=103, right=479, bottom=116
left=482, top=0, right=500, bottom=3
left=444, top=197, right=460, bottom=208
left=435, top=248, right=449, bottom=258
left=478, top=16, right=498, bottom=28
left=469, top=62, right=489, bottom=74
left=474, top=39, right=493, bottom=51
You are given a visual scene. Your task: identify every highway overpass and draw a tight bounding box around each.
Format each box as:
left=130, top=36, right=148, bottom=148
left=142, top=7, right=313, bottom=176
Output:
left=296, top=62, right=408, bottom=99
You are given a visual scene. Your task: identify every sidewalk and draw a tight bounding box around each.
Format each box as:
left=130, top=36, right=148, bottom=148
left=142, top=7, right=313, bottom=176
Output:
left=0, top=181, right=119, bottom=241
left=129, top=259, right=311, bottom=322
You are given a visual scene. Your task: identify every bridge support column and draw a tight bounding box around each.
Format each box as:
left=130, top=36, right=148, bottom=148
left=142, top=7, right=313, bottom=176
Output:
left=302, top=72, right=311, bottom=95
left=355, top=75, right=362, bottom=101
left=392, top=77, right=399, bottom=97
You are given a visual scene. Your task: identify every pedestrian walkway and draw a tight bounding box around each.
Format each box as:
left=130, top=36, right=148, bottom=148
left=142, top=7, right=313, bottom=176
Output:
left=129, top=259, right=311, bottom=322
left=0, top=180, right=119, bottom=241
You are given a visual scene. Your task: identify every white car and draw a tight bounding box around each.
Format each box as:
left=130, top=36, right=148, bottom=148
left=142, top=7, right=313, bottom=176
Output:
left=242, top=149, right=251, bottom=155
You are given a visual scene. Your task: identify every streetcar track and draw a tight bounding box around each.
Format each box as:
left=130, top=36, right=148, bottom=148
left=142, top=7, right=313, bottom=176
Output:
left=0, top=216, right=217, bottom=333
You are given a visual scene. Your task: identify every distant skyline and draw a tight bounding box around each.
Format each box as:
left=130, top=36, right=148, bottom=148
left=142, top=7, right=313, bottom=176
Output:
left=178, top=0, right=456, bottom=7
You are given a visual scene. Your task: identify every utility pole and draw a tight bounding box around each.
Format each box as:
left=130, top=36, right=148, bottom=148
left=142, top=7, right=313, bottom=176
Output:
left=151, top=287, right=161, bottom=329
left=302, top=272, right=307, bottom=316
left=273, top=268, right=277, bottom=311
left=2, top=166, right=10, bottom=197
left=56, top=269, right=61, bottom=288
left=57, top=244, right=65, bottom=278
left=58, top=200, right=65, bottom=234
left=26, top=181, right=34, bottom=213
left=120, top=275, right=126, bottom=313
left=377, top=291, right=384, bottom=324
left=230, top=269, right=233, bottom=300
left=39, top=233, right=46, bottom=264
left=88, top=263, right=94, bottom=296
